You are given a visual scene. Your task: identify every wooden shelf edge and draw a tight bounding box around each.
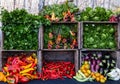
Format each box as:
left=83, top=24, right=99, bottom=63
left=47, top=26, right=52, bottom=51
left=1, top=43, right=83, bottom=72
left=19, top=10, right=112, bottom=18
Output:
left=40, top=49, right=78, bottom=51
left=81, top=48, right=116, bottom=51
left=51, top=21, right=78, bottom=24
left=2, top=50, right=37, bottom=52
left=82, top=21, right=118, bottom=24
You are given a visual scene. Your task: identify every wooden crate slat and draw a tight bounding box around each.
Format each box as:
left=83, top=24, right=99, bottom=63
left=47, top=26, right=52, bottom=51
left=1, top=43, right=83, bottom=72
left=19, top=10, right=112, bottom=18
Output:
left=118, top=22, right=120, bottom=49
left=41, top=26, right=44, bottom=49
left=37, top=50, right=42, bottom=73
left=78, top=22, right=81, bottom=49
left=0, top=50, right=2, bottom=71
left=82, top=21, right=118, bottom=24
left=51, top=22, right=78, bottom=24
left=41, top=49, right=77, bottom=51
left=81, top=48, right=116, bottom=51
left=116, top=51, right=120, bottom=68
left=80, top=22, right=83, bottom=49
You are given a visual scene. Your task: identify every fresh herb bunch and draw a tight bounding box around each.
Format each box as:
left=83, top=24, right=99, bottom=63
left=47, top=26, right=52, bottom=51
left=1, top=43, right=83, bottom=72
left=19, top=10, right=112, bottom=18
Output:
left=77, top=7, right=113, bottom=21
left=39, top=1, right=79, bottom=21
left=44, top=24, right=78, bottom=49
left=1, top=9, right=41, bottom=50
left=83, top=24, right=116, bottom=49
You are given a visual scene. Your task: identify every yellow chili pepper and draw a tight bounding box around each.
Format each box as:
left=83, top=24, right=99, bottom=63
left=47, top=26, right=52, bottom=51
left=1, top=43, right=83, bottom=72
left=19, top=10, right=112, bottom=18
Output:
left=3, top=67, right=8, bottom=72
left=26, top=56, right=34, bottom=61
left=20, top=68, right=34, bottom=74
left=21, top=63, right=32, bottom=69
left=21, top=73, right=37, bottom=79
left=34, top=58, right=37, bottom=64
left=0, top=72, right=7, bottom=82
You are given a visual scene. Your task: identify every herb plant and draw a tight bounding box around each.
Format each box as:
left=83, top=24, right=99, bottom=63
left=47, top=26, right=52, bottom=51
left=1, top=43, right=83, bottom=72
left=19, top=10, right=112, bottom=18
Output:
left=1, top=9, right=41, bottom=50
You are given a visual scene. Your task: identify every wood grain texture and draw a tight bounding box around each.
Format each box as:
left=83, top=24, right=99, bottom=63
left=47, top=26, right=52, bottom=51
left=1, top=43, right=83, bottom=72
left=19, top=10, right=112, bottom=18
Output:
left=0, top=0, right=120, bottom=14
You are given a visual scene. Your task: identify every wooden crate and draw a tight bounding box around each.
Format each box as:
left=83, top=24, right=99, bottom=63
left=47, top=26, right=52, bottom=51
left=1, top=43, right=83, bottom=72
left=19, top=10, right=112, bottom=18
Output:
left=39, top=22, right=80, bottom=49
left=79, top=49, right=117, bottom=68
left=0, top=50, right=39, bottom=71
left=38, top=49, right=79, bottom=72
left=80, top=21, right=119, bottom=50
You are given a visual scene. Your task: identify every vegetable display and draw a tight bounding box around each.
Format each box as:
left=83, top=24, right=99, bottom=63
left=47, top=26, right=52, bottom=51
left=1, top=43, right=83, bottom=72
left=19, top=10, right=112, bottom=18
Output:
left=39, top=1, right=78, bottom=22
left=74, top=61, right=107, bottom=83
left=83, top=24, right=116, bottom=49
left=40, top=61, right=75, bottom=80
left=2, top=53, right=38, bottom=84
left=82, top=52, right=116, bottom=76
left=1, top=9, right=41, bottom=50
left=44, top=24, right=78, bottom=49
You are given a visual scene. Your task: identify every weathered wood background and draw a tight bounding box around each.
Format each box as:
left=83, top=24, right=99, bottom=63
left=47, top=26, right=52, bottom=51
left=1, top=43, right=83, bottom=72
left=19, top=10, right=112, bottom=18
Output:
left=0, top=0, right=120, bottom=14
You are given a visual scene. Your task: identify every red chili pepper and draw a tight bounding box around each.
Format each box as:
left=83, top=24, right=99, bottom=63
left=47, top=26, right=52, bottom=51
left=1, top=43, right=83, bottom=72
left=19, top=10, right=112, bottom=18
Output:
left=8, top=65, right=20, bottom=74
left=20, top=76, right=29, bottom=83
left=13, top=74, right=19, bottom=84
left=7, top=57, right=13, bottom=64
left=41, top=61, right=75, bottom=80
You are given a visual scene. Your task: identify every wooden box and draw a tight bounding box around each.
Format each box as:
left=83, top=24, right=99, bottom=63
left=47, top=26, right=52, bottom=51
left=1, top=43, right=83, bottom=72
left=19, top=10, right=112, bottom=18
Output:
left=38, top=49, right=79, bottom=72
left=0, top=50, right=38, bottom=71
left=79, top=49, right=117, bottom=68
left=39, top=22, right=80, bottom=49
left=80, top=21, right=119, bottom=50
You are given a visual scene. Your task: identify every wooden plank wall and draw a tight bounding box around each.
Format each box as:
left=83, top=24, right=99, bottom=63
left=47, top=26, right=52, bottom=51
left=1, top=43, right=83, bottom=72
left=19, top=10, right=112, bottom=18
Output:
left=0, top=0, right=120, bottom=14
left=76, top=0, right=120, bottom=11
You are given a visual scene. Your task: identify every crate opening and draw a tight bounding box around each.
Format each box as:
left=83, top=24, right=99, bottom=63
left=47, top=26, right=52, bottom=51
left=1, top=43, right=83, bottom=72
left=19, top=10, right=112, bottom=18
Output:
left=43, top=24, right=78, bottom=49
left=83, top=23, right=118, bottom=49
left=2, top=51, right=36, bottom=67
left=41, top=51, right=77, bottom=79
left=1, top=51, right=39, bottom=83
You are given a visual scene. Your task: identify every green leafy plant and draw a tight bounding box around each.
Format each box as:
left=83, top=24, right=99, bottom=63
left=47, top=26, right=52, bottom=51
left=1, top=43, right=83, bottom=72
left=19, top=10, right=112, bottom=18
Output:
left=77, top=7, right=113, bottom=21
left=39, top=1, right=79, bottom=22
left=1, top=9, right=41, bottom=50
left=83, top=24, right=116, bottom=49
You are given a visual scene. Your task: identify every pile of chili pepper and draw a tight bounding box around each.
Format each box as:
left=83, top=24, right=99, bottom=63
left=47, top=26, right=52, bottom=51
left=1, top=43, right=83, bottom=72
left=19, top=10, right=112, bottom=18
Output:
left=40, top=61, right=75, bottom=80
left=2, top=53, right=38, bottom=84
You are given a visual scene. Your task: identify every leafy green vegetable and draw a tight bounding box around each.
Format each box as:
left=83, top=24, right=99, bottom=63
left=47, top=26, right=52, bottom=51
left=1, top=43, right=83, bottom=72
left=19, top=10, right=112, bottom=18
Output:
left=83, top=24, right=116, bottom=49
left=77, top=7, right=113, bottom=21
left=1, top=9, right=41, bottom=50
